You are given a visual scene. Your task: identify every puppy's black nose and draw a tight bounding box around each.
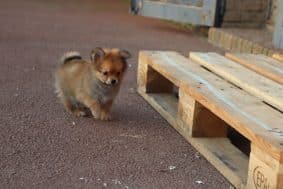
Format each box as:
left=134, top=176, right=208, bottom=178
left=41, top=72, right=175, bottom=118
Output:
left=111, top=79, right=117, bottom=85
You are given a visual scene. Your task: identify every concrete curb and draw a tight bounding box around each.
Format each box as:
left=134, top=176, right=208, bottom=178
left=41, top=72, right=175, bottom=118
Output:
left=208, top=27, right=282, bottom=58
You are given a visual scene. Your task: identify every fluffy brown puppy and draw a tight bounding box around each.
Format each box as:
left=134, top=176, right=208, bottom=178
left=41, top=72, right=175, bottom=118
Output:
left=55, top=47, right=131, bottom=120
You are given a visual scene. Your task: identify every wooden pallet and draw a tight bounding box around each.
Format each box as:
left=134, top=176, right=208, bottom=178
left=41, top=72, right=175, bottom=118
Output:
left=137, top=51, right=283, bottom=189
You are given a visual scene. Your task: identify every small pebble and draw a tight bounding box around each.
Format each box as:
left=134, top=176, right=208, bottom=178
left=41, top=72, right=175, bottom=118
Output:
left=195, top=180, right=204, bottom=184
left=169, top=165, right=176, bottom=170
left=129, top=88, right=135, bottom=94
left=195, top=153, right=200, bottom=159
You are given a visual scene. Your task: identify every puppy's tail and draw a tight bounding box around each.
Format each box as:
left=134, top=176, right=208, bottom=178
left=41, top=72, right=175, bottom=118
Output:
left=59, top=51, right=82, bottom=65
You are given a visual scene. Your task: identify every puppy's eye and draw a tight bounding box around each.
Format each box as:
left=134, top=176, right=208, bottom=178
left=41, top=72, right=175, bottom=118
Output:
left=117, top=72, right=120, bottom=76
left=103, top=71, right=108, bottom=76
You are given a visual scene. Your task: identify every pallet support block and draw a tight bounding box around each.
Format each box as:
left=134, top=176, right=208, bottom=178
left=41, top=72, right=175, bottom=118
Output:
left=247, top=144, right=283, bottom=189
left=178, top=88, right=227, bottom=137
left=137, top=54, right=148, bottom=93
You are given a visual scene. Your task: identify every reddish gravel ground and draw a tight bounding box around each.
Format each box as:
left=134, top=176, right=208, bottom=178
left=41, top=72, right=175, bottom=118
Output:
left=0, top=0, right=231, bottom=188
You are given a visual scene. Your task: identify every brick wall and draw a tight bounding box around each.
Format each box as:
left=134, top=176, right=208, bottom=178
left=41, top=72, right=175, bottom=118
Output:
left=222, top=0, right=269, bottom=28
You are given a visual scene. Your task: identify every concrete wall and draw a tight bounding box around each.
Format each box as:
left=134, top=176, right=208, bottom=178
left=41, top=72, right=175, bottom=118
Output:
left=149, top=0, right=280, bottom=29
left=266, top=0, right=279, bottom=31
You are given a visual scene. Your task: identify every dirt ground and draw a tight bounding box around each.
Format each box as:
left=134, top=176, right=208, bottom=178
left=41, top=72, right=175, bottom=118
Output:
left=0, top=0, right=231, bottom=188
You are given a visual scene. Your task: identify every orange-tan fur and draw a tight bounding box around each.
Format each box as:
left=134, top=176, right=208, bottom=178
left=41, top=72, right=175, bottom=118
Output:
left=55, top=48, right=131, bottom=120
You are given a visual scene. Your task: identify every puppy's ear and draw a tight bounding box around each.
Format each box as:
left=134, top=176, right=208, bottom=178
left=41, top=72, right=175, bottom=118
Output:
left=120, top=50, right=131, bottom=59
left=90, top=47, right=105, bottom=63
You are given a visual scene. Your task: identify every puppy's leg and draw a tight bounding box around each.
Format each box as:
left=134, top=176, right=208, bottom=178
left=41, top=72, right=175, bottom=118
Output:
left=100, top=100, right=113, bottom=121
left=77, top=93, right=101, bottom=119
left=61, top=96, right=86, bottom=117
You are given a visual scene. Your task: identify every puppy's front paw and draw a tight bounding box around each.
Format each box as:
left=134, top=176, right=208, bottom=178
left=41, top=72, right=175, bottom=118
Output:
left=91, top=108, right=101, bottom=120
left=100, top=112, right=111, bottom=121
left=73, top=109, right=86, bottom=117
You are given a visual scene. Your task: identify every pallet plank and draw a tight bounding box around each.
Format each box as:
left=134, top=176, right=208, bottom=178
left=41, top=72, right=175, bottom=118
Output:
left=225, top=53, right=283, bottom=85
left=139, top=51, right=283, bottom=161
left=148, top=93, right=178, bottom=118
left=137, top=91, right=178, bottom=129
left=190, top=52, right=283, bottom=111
left=191, top=138, right=248, bottom=189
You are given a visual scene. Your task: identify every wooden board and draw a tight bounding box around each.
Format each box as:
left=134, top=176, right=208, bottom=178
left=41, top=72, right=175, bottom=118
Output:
left=273, top=53, right=283, bottom=62
left=190, top=52, right=283, bottom=112
left=137, top=91, right=178, bottom=130
left=139, top=51, right=283, bottom=161
left=225, top=53, right=283, bottom=85
left=148, top=93, right=178, bottom=118
left=191, top=138, right=249, bottom=189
